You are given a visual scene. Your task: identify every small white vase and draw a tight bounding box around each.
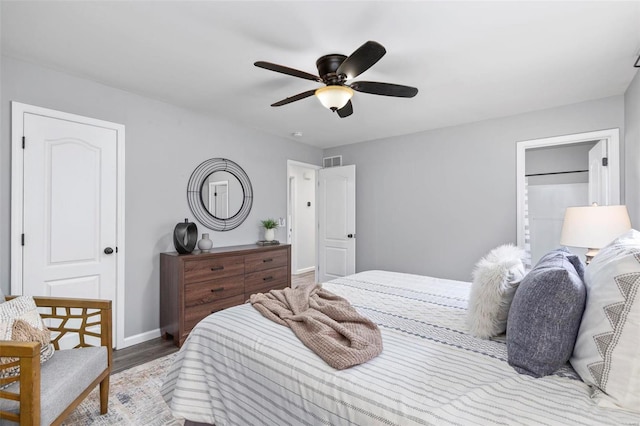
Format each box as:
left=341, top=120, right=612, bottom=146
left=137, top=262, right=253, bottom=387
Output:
left=264, top=228, right=275, bottom=242
left=198, top=233, right=213, bottom=252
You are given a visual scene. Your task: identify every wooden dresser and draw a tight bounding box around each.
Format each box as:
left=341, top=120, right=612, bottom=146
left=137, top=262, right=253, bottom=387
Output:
left=160, top=244, right=291, bottom=347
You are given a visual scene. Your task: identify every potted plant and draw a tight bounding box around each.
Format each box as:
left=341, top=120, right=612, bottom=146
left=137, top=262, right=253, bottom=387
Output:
left=261, top=218, right=279, bottom=242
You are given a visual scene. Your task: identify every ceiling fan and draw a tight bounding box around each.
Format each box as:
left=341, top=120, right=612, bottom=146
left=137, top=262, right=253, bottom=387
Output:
left=254, top=41, right=418, bottom=118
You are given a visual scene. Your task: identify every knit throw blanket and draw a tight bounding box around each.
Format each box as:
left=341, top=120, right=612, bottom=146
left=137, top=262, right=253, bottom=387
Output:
left=250, top=284, right=383, bottom=370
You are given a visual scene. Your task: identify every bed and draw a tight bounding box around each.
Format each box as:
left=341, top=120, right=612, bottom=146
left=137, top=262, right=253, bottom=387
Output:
left=161, top=270, right=639, bottom=425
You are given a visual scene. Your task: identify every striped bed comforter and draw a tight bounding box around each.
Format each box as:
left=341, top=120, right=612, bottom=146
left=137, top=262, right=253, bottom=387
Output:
left=161, top=270, right=639, bottom=425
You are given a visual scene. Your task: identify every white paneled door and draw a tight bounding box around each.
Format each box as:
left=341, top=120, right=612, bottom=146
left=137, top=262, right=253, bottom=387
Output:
left=11, top=102, right=125, bottom=348
left=318, top=165, right=355, bottom=283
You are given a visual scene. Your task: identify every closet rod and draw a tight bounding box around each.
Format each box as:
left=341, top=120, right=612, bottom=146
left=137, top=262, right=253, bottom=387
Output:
left=525, top=169, right=588, bottom=177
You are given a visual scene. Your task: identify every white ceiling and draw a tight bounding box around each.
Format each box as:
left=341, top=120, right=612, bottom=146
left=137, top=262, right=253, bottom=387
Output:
left=2, top=1, right=639, bottom=149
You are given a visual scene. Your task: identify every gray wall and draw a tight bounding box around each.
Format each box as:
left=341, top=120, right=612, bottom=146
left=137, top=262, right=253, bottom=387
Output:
left=0, top=56, right=322, bottom=340
left=525, top=142, right=595, bottom=185
left=526, top=143, right=593, bottom=175
left=624, top=70, right=640, bottom=228
left=324, top=95, right=625, bottom=282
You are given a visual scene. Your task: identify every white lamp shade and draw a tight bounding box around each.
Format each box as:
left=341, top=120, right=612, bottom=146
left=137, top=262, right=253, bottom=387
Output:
left=315, top=86, right=354, bottom=110
left=560, top=205, right=632, bottom=249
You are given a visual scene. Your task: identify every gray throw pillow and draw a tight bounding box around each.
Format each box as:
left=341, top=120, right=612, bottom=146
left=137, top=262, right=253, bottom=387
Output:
left=506, top=248, right=586, bottom=377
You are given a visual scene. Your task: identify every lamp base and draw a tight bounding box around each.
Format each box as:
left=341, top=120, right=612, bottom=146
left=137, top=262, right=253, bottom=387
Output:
left=585, top=248, right=599, bottom=265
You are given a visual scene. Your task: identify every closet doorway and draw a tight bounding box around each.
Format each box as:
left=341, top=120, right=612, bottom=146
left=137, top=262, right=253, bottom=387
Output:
left=516, top=129, right=620, bottom=267
left=287, top=160, right=320, bottom=279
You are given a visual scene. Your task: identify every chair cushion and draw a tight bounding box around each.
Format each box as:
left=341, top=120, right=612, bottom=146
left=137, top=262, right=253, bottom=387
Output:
left=0, top=346, right=108, bottom=425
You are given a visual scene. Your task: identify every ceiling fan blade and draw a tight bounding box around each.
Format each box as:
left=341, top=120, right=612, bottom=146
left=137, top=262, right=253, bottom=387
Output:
left=254, top=61, right=321, bottom=82
left=337, top=100, right=353, bottom=118
left=270, top=89, right=317, bottom=107
left=336, top=41, right=386, bottom=79
left=350, top=81, right=418, bottom=98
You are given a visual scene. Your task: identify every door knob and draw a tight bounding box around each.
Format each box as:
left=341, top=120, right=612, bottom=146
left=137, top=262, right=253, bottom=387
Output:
left=347, top=234, right=355, bottom=238
left=104, top=247, right=114, bottom=255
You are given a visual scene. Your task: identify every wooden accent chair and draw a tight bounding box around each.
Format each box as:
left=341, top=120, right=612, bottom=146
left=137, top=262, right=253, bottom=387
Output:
left=0, top=296, right=112, bottom=425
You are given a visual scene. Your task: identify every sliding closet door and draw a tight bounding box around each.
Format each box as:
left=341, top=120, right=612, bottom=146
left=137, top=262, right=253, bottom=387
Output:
left=526, top=142, right=593, bottom=265
left=527, top=181, right=589, bottom=265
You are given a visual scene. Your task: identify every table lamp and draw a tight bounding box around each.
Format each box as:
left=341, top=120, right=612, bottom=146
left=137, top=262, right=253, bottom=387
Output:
left=560, top=204, right=631, bottom=264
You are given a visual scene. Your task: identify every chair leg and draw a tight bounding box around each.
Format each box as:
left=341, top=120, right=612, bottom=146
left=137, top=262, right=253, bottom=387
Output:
left=99, top=375, right=110, bottom=414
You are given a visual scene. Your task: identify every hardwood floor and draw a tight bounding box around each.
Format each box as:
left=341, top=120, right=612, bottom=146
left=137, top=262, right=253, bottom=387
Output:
left=292, top=270, right=316, bottom=287
left=112, top=337, right=178, bottom=374
left=112, top=269, right=316, bottom=374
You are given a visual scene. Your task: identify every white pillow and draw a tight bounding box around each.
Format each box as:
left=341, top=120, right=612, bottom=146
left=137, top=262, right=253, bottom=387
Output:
left=467, top=244, right=526, bottom=339
left=570, top=229, right=640, bottom=412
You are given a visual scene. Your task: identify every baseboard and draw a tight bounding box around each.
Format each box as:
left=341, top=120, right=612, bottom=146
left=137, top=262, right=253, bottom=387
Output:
left=120, top=328, right=162, bottom=349
left=294, top=266, right=315, bottom=275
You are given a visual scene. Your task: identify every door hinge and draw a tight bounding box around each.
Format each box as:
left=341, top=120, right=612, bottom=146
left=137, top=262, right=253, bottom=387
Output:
left=602, top=157, right=608, bottom=167
left=21, top=234, right=25, bottom=246
left=22, top=136, right=25, bottom=149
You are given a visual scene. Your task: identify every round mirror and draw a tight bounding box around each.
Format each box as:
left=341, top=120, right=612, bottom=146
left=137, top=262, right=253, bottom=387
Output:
left=187, top=158, right=253, bottom=231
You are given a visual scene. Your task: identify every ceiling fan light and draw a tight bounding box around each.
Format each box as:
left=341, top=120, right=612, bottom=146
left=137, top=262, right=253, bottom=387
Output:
left=315, top=86, right=354, bottom=110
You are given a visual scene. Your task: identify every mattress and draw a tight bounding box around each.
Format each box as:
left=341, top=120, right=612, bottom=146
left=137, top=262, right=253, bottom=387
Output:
left=161, top=270, right=639, bottom=425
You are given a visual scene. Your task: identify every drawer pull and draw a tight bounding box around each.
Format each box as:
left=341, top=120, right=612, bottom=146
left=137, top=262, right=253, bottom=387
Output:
left=263, top=276, right=273, bottom=281
left=210, top=287, right=224, bottom=293
left=262, top=258, right=273, bottom=263
left=210, top=266, right=224, bottom=271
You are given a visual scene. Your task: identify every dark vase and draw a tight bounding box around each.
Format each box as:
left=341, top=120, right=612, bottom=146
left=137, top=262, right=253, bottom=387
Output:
left=173, top=218, right=197, bottom=254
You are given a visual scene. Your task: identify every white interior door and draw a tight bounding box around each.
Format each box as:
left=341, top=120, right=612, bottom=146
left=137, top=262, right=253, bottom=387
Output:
left=588, top=140, right=608, bottom=205
left=288, top=176, right=297, bottom=274
left=11, top=102, right=125, bottom=348
left=318, top=165, right=355, bottom=282
left=209, top=180, right=229, bottom=218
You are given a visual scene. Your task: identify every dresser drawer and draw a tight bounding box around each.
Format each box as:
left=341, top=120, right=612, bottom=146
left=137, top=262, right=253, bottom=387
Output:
left=185, top=275, right=244, bottom=308
left=184, top=256, right=244, bottom=283
left=184, top=294, right=245, bottom=333
left=245, top=249, right=288, bottom=273
left=245, top=281, right=289, bottom=299
left=245, top=266, right=289, bottom=296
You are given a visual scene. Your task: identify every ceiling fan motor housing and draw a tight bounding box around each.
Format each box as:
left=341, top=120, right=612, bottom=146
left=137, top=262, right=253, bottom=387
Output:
left=316, top=54, right=347, bottom=84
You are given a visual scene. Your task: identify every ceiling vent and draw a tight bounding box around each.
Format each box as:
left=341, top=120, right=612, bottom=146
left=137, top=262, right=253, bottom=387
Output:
left=323, top=155, right=343, bottom=168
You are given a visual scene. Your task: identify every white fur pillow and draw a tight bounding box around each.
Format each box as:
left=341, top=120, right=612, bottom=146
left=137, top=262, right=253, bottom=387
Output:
left=467, top=244, right=526, bottom=339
